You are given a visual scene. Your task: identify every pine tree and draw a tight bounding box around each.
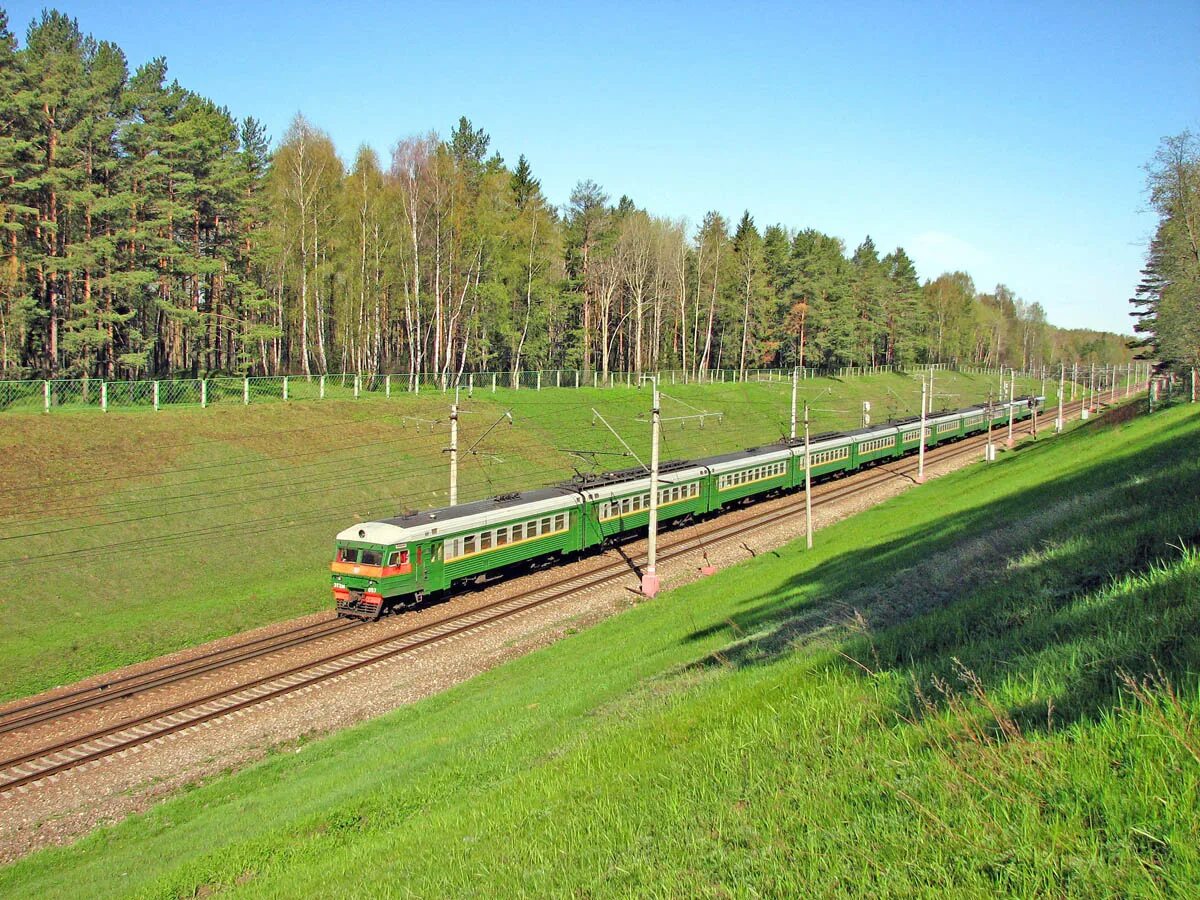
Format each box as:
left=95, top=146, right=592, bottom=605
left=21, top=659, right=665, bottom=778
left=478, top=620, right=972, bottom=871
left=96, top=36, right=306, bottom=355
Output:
left=510, top=153, right=540, bottom=210
left=732, top=211, right=766, bottom=374
left=882, top=247, right=925, bottom=364
left=0, top=10, right=36, bottom=372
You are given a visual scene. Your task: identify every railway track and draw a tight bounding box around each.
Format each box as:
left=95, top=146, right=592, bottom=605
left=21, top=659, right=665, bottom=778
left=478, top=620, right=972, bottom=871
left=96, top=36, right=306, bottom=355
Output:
left=0, top=617, right=360, bottom=736
left=0, top=398, right=1096, bottom=793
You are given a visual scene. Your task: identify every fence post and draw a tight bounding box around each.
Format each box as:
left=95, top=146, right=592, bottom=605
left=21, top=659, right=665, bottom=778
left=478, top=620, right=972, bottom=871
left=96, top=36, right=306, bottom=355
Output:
left=153, top=380, right=160, bottom=411
left=468, top=373, right=474, bottom=396
left=594, top=371, right=599, bottom=388
left=537, top=370, right=542, bottom=391
left=556, top=370, right=561, bottom=388
left=575, top=370, right=579, bottom=389
left=492, top=372, right=497, bottom=392
left=319, top=374, right=325, bottom=399
left=354, top=374, right=360, bottom=398
left=386, top=374, right=391, bottom=398
left=42, top=380, right=49, bottom=413
left=243, top=377, right=249, bottom=405
left=283, top=375, right=289, bottom=402
left=101, top=381, right=108, bottom=412
left=200, top=379, right=206, bottom=409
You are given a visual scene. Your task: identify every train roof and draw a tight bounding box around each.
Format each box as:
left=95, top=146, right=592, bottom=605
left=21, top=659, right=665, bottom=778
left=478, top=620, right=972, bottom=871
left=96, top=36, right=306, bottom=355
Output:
left=338, top=486, right=579, bottom=545
left=694, top=442, right=791, bottom=469
left=565, top=461, right=711, bottom=502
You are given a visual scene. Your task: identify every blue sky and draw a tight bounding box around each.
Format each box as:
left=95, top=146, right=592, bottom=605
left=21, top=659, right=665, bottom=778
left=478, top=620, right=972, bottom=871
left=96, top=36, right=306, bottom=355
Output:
left=7, top=1, right=1198, bottom=333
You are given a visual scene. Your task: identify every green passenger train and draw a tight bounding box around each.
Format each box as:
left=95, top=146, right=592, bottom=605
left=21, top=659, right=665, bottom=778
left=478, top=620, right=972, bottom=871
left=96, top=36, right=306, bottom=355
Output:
left=332, top=396, right=1040, bottom=618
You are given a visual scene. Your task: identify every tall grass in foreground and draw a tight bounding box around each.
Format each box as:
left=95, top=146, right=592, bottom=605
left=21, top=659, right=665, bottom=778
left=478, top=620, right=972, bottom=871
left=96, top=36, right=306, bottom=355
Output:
left=1, top=402, right=1197, bottom=897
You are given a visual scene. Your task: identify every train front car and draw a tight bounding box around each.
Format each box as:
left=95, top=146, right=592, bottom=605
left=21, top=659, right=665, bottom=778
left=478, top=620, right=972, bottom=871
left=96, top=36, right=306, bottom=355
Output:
left=331, top=522, right=414, bottom=619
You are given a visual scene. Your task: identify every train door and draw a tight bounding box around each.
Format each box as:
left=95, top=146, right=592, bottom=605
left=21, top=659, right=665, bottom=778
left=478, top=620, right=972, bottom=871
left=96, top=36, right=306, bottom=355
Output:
left=416, top=541, right=446, bottom=593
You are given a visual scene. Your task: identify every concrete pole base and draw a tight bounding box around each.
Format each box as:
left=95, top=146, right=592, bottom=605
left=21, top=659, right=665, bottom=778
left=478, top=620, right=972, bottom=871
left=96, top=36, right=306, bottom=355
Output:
left=699, top=565, right=717, bottom=576
left=1005, top=438, right=1015, bottom=448
left=640, top=572, right=662, bottom=597
left=914, top=473, right=926, bottom=484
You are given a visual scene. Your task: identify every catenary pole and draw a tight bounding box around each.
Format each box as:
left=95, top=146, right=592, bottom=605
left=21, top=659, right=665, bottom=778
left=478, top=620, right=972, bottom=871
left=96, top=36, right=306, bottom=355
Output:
left=642, top=377, right=662, bottom=597
left=449, top=394, right=459, bottom=506
left=1057, top=362, right=1065, bottom=432
left=804, top=402, right=813, bottom=550
left=916, top=376, right=927, bottom=483
left=790, top=366, right=798, bottom=440
left=1006, top=376, right=1015, bottom=447
left=986, top=392, right=995, bottom=462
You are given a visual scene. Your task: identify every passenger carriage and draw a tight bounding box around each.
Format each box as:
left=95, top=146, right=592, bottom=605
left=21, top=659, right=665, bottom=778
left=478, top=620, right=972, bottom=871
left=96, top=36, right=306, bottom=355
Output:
left=788, top=432, right=853, bottom=481
left=578, top=461, right=709, bottom=546
left=847, top=424, right=901, bottom=468
left=702, top=446, right=792, bottom=508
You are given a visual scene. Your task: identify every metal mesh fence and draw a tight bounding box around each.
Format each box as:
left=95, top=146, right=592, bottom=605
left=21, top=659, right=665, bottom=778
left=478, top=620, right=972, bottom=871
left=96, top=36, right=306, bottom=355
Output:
left=6, top=361, right=1105, bottom=415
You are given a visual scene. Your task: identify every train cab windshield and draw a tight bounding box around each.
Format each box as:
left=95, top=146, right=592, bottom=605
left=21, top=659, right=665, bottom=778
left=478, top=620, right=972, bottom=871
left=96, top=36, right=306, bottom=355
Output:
left=336, top=546, right=383, bottom=566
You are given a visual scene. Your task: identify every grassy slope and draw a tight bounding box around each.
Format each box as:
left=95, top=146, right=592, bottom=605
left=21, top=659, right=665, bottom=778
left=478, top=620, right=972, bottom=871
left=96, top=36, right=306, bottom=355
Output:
left=0, top=370, right=1044, bottom=700
left=2, top=399, right=1196, bottom=897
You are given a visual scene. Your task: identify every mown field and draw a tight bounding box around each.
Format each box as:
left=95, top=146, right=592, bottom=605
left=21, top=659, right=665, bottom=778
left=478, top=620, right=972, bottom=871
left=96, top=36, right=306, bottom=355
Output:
left=0, top=370, right=1048, bottom=701
left=0, top=393, right=1193, bottom=897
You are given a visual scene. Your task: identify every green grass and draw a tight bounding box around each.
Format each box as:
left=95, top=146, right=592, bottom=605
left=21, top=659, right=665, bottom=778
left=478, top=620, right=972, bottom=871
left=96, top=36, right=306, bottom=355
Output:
left=0, top=370, right=1047, bottom=701
left=1, top=396, right=1194, bottom=897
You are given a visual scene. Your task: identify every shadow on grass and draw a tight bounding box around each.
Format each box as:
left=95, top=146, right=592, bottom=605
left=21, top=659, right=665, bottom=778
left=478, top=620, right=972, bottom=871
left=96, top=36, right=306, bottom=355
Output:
left=680, top=410, right=1200, bottom=732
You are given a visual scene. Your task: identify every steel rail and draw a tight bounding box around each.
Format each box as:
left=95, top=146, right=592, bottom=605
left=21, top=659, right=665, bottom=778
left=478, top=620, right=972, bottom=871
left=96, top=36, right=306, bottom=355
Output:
left=0, top=618, right=359, bottom=735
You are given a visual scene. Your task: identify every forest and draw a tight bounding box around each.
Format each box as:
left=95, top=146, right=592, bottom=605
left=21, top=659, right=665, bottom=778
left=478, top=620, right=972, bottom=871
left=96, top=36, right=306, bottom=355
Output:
left=0, top=9, right=1133, bottom=381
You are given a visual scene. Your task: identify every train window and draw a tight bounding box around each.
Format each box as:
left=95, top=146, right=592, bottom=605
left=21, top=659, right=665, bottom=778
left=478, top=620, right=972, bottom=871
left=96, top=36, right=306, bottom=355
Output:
left=388, top=550, right=401, bottom=566
left=496, top=527, right=509, bottom=546
left=543, top=517, right=553, bottom=532
left=512, top=523, right=524, bottom=542
left=464, top=535, right=476, bottom=554
left=339, top=547, right=359, bottom=563
left=480, top=532, right=492, bottom=550
left=363, top=550, right=383, bottom=566
left=555, top=513, right=566, bottom=531
left=526, top=520, right=538, bottom=538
